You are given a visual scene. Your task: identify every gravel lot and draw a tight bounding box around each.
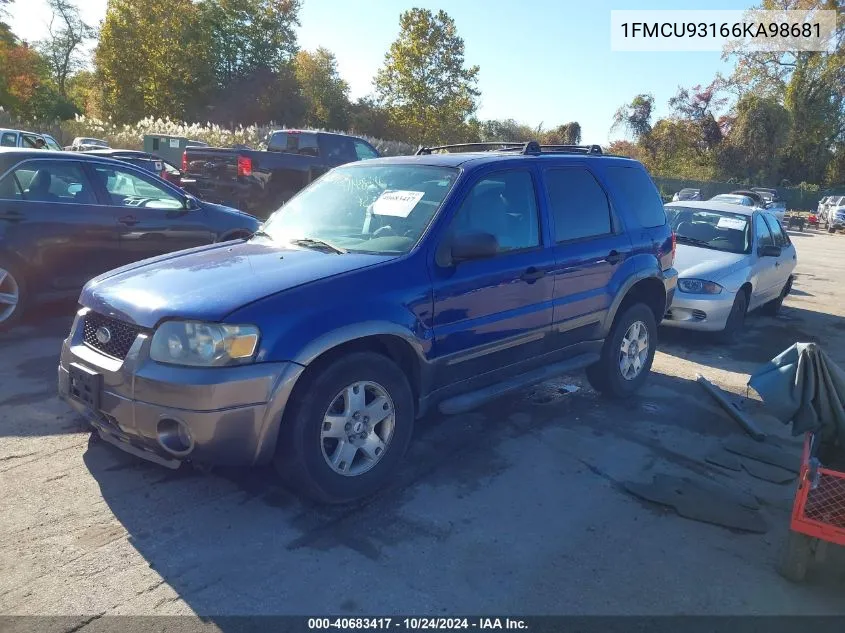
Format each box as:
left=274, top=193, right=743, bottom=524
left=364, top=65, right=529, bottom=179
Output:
left=1, top=229, right=844, bottom=620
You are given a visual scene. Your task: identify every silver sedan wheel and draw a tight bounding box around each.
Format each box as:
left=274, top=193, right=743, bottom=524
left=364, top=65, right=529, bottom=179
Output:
left=619, top=320, right=649, bottom=381
left=0, top=267, right=20, bottom=324
left=320, top=381, right=396, bottom=477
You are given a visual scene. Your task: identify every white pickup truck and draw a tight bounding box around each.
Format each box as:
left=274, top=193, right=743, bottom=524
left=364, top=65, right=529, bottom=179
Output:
left=0, top=128, right=63, bottom=150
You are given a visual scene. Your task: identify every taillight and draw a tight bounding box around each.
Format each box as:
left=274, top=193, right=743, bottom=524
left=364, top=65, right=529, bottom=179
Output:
left=181, top=150, right=187, bottom=172
left=237, top=155, right=252, bottom=177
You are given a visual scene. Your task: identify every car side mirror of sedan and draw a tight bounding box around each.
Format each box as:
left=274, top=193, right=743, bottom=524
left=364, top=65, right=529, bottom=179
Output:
left=451, top=231, right=499, bottom=263
left=758, top=244, right=782, bottom=257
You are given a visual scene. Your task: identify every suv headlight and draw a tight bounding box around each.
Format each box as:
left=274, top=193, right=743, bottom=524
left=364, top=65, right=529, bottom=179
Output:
left=678, top=279, right=723, bottom=294
left=150, top=321, right=260, bottom=367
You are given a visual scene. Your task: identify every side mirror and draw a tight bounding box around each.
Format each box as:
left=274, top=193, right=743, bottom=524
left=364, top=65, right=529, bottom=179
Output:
left=183, top=194, right=199, bottom=210
left=451, top=231, right=499, bottom=263
left=758, top=244, right=781, bottom=257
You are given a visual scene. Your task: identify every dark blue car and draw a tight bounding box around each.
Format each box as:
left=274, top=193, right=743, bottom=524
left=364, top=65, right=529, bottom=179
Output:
left=0, top=149, right=259, bottom=329
left=58, top=142, right=677, bottom=503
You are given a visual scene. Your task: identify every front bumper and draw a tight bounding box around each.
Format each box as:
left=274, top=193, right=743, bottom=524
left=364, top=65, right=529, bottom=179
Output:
left=58, top=308, right=304, bottom=467
left=662, top=268, right=678, bottom=315
left=662, top=290, right=735, bottom=332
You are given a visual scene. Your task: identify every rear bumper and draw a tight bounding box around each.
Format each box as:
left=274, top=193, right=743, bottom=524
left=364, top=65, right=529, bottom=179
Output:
left=58, top=309, right=304, bottom=467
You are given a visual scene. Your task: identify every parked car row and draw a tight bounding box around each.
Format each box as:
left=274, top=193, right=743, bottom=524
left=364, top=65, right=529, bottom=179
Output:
left=818, top=196, right=845, bottom=232
left=672, top=187, right=787, bottom=223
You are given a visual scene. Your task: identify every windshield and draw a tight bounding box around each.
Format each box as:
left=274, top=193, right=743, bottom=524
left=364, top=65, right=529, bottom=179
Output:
left=712, top=194, right=752, bottom=207
left=259, top=163, right=459, bottom=254
left=665, top=205, right=751, bottom=254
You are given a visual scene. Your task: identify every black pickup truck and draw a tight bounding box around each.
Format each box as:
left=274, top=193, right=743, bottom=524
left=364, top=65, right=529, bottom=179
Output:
left=181, top=130, right=380, bottom=217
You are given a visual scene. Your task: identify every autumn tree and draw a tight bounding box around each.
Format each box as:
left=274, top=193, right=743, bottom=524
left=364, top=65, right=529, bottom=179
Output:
left=610, top=94, right=654, bottom=140
left=96, top=0, right=213, bottom=122
left=36, top=0, right=95, bottom=97
left=375, top=9, right=480, bottom=145
left=294, top=48, right=350, bottom=130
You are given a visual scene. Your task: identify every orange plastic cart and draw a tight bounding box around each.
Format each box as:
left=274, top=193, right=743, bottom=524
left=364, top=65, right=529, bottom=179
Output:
left=780, top=433, right=845, bottom=582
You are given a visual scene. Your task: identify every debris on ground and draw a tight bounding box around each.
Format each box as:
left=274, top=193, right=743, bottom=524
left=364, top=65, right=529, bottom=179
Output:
left=696, top=374, right=766, bottom=441
left=623, top=473, right=768, bottom=533
left=723, top=436, right=801, bottom=474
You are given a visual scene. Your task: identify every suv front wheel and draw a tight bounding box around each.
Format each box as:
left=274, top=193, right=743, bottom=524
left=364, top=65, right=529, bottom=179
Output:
left=275, top=351, right=414, bottom=504
left=586, top=303, right=657, bottom=398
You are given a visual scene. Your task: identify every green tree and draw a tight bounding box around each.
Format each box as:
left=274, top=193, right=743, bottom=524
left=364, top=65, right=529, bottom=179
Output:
left=375, top=8, right=480, bottom=145
left=294, top=48, right=350, bottom=130
left=200, top=0, right=300, bottom=85
left=719, top=94, right=791, bottom=184
left=348, top=97, right=390, bottom=138
left=96, top=0, right=213, bottom=122
left=611, top=94, right=654, bottom=140
left=36, top=0, right=95, bottom=97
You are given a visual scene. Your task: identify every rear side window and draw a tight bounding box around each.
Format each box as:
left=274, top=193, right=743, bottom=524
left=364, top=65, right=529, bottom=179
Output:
left=605, top=166, right=667, bottom=228
left=0, top=132, right=16, bottom=147
left=544, top=168, right=612, bottom=242
left=268, top=132, right=320, bottom=157
left=321, top=135, right=358, bottom=163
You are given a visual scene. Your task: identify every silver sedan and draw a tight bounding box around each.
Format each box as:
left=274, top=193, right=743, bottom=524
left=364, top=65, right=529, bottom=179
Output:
left=662, top=201, right=797, bottom=340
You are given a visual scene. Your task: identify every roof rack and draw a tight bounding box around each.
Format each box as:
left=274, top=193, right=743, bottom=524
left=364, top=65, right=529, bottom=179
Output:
left=414, top=140, right=602, bottom=156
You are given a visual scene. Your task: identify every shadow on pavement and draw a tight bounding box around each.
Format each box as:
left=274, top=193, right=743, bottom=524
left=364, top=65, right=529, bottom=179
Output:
left=81, top=367, right=775, bottom=617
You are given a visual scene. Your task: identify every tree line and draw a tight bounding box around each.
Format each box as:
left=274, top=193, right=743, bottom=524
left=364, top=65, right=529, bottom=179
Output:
left=0, top=0, right=842, bottom=188
left=609, top=0, right=843, bottom=189
left=0, top=0, right=582, bottom=148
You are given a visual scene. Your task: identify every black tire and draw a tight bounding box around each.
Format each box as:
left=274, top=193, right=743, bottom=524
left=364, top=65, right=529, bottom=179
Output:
left=586, top=303, right=657, bottom=398
left=762, top=277, right=792, bottom=316
left=717, top=290, right=748, bottom=342
left=829, top=226, right=836, bottom=233
left=0, top=256, right=27, bottom=332
left=779, top=531, right=813, bottom=583
left=274, top=351, right=414, bottom=504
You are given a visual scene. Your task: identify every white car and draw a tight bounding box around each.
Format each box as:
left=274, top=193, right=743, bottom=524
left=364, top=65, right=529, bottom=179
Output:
left=824, top=196, right=845, bottom=232
left=662, top=201, right=796, bottom=340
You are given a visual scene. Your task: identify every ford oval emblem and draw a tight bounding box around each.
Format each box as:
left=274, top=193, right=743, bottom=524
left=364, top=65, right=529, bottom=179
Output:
left=95, top=326, right=112, bottom=345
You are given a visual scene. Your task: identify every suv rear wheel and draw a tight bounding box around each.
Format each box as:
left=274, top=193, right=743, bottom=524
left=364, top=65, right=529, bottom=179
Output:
left=586, top=303, right=657, bottom=398
left=275, top=351, right=414, bottom=504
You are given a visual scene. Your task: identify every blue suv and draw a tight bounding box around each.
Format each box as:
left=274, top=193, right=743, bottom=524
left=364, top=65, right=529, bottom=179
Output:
left=58, top=142, right=677, bottom=503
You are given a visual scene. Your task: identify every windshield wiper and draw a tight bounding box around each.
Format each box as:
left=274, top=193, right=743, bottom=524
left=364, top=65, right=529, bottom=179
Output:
left=252, top=229, right=274, bottom=241
left=675, top=235, right=710, bottom=247
left=288, top=237, right=347, bottom=254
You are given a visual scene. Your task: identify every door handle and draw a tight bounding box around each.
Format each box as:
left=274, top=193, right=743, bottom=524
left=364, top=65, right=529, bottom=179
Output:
left=118, top=215, right=139, bottom=226
left=775, top=261, right=780, bottom=267
left=606, top=250, right=622, bottom=265
left=520, top=267, right=546, bottom=283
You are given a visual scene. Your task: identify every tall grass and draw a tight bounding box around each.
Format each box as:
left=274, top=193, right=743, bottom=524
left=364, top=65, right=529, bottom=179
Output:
left=0, top=109, right=416, bottom=156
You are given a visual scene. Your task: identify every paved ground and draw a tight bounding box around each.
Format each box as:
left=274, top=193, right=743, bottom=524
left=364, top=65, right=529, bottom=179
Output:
left=1, top=229, right=845, bottom=620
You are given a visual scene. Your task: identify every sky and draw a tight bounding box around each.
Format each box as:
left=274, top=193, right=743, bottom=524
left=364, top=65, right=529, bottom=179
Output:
left=7, top=0, right=754, bottom=143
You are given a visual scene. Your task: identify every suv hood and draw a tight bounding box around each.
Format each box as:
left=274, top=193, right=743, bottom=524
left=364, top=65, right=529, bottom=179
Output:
left=81, top=240, right=393, bottom=328
left=673, top=244, right=749, bottom=281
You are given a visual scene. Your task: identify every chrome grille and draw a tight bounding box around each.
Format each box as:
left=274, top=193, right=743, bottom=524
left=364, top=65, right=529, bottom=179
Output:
left=82, top=312, right=142, bottom=359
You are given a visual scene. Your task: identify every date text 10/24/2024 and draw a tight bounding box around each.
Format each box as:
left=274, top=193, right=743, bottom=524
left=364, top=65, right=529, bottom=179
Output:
left=308, top=618, right=528, bottom=630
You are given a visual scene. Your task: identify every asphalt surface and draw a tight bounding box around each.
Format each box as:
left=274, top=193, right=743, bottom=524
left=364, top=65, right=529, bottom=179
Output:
left=1, top=229, right=845, bottom=621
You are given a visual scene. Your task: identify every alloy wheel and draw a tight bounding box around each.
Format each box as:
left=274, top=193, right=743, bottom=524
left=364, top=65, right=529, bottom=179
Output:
left=0, top=267, right=20, bottom=324
left=618, top=320, right=649, bottom=381
left=320, top=381, right=396, bottom=476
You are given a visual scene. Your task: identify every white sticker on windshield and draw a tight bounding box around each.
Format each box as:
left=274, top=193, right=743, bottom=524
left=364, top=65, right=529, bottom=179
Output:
left=169, top=138, right=180, bottom=148
left=717, top=217, right=746, bottom=230
left=372, top=190, right=425, bottom=217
